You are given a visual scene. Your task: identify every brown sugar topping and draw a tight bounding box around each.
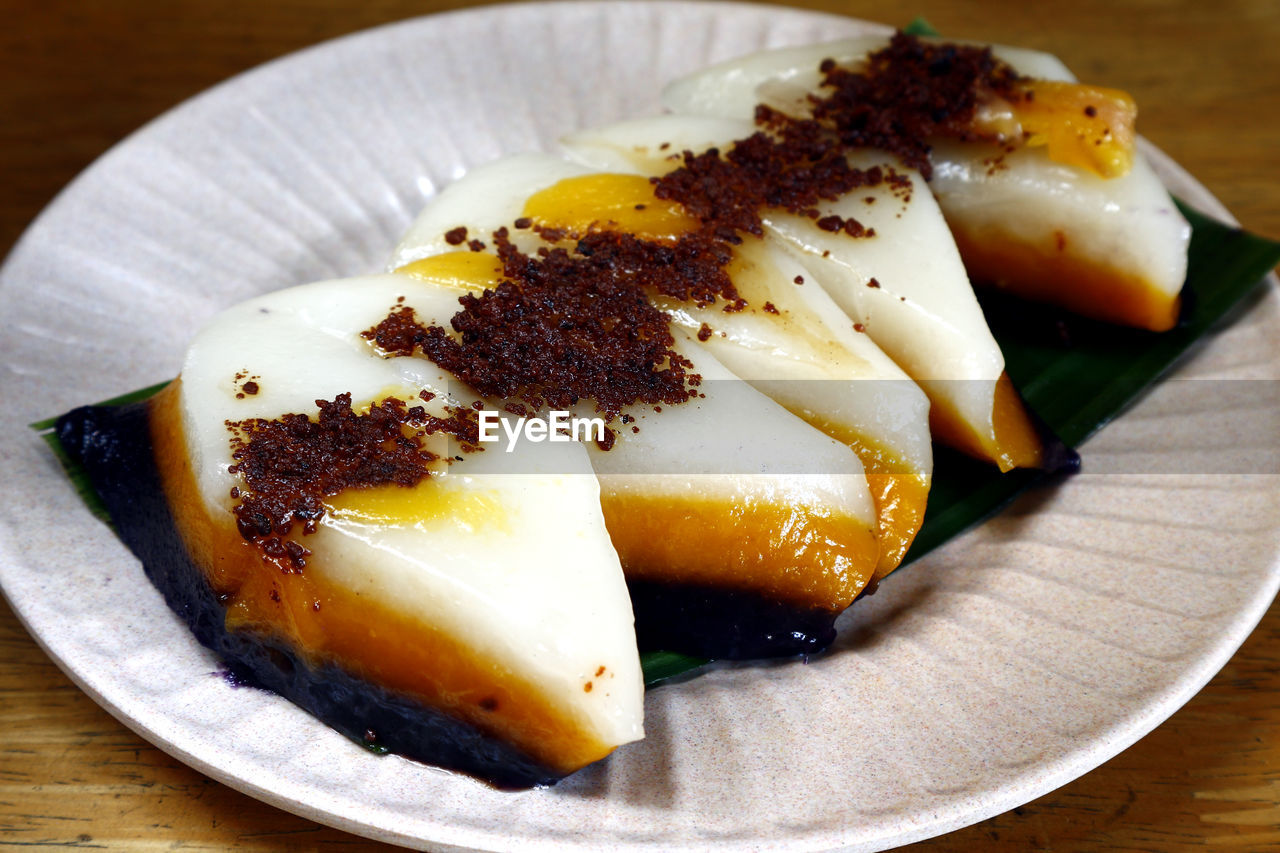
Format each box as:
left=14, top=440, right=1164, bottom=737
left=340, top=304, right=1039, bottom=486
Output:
left=227, top=393, right=479, bottom=568
left=233, top=370, right=262, bottom=400
left=653, top=120, right=900, bottom=242
left=365, top=228, right=706, bottom=419
left=807, top=31, right=1025, bottom=179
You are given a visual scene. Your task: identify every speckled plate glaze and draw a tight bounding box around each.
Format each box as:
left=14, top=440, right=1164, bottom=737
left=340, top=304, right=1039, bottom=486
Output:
left=1, top=3, right=1277, bottom=851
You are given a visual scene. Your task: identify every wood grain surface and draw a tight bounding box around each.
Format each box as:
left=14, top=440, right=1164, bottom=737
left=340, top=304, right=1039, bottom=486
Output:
left=2, top=0, right=1277, bottom=850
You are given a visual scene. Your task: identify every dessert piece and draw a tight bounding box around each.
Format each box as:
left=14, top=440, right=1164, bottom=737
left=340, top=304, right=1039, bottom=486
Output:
left=576, top=335, right=881, bottom=658
left=661, top=32, right=1191, bottom=332
left=544, top=132, right=936, bottom=575
left=388, top=162, right=884, bottom=654
left=59, top=273, right=644, bottom=788
left=393, top=152, right=930, bottom=576
left=560, top=115, right=1044, bottom=474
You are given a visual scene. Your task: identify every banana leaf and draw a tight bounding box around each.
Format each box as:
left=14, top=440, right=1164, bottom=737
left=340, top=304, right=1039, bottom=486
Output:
left=902, top=17, right=940, bottom=37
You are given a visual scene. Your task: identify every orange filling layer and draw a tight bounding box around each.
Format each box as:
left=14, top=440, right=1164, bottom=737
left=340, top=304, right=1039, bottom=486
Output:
left=599, top=491, right=877, bottom=612
left=1013, top=80, right=1137, bottom=179
left=861, top=466, right=929, bottom=580
left=795, top=417, right=929, bottom=580
left=948, top=218, right=1181, bottom=332
left=926, top=372, right=1044, bottom=473
left=523, top=173, right=700, bottom=240
left=149, top=383, right=613, bottom=776
left=396, top=250, right=504, bottom=291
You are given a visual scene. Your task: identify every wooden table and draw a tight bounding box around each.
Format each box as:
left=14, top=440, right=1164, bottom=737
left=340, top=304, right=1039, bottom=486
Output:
left=2, top=1, right=1277, bottom=849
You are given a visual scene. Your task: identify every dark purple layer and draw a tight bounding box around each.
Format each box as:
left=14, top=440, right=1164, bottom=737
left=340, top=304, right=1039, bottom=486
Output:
left=626, top=579, right=840, bottom=659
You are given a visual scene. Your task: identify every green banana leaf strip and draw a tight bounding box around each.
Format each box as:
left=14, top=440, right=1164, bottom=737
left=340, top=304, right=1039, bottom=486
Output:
left=29, top=380, right=172, bottom=432
left=29, top=203, right=1280, bottom=688
left=901, top=17, right=941, bottom=37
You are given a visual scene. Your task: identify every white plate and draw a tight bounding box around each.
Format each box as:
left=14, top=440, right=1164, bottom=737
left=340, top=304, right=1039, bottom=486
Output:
left=1, top=3, right=1278, bottom=851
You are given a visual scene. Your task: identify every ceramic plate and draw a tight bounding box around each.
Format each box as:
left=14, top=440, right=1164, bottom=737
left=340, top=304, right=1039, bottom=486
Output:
left=1, top=3, right=1277, bottom=851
